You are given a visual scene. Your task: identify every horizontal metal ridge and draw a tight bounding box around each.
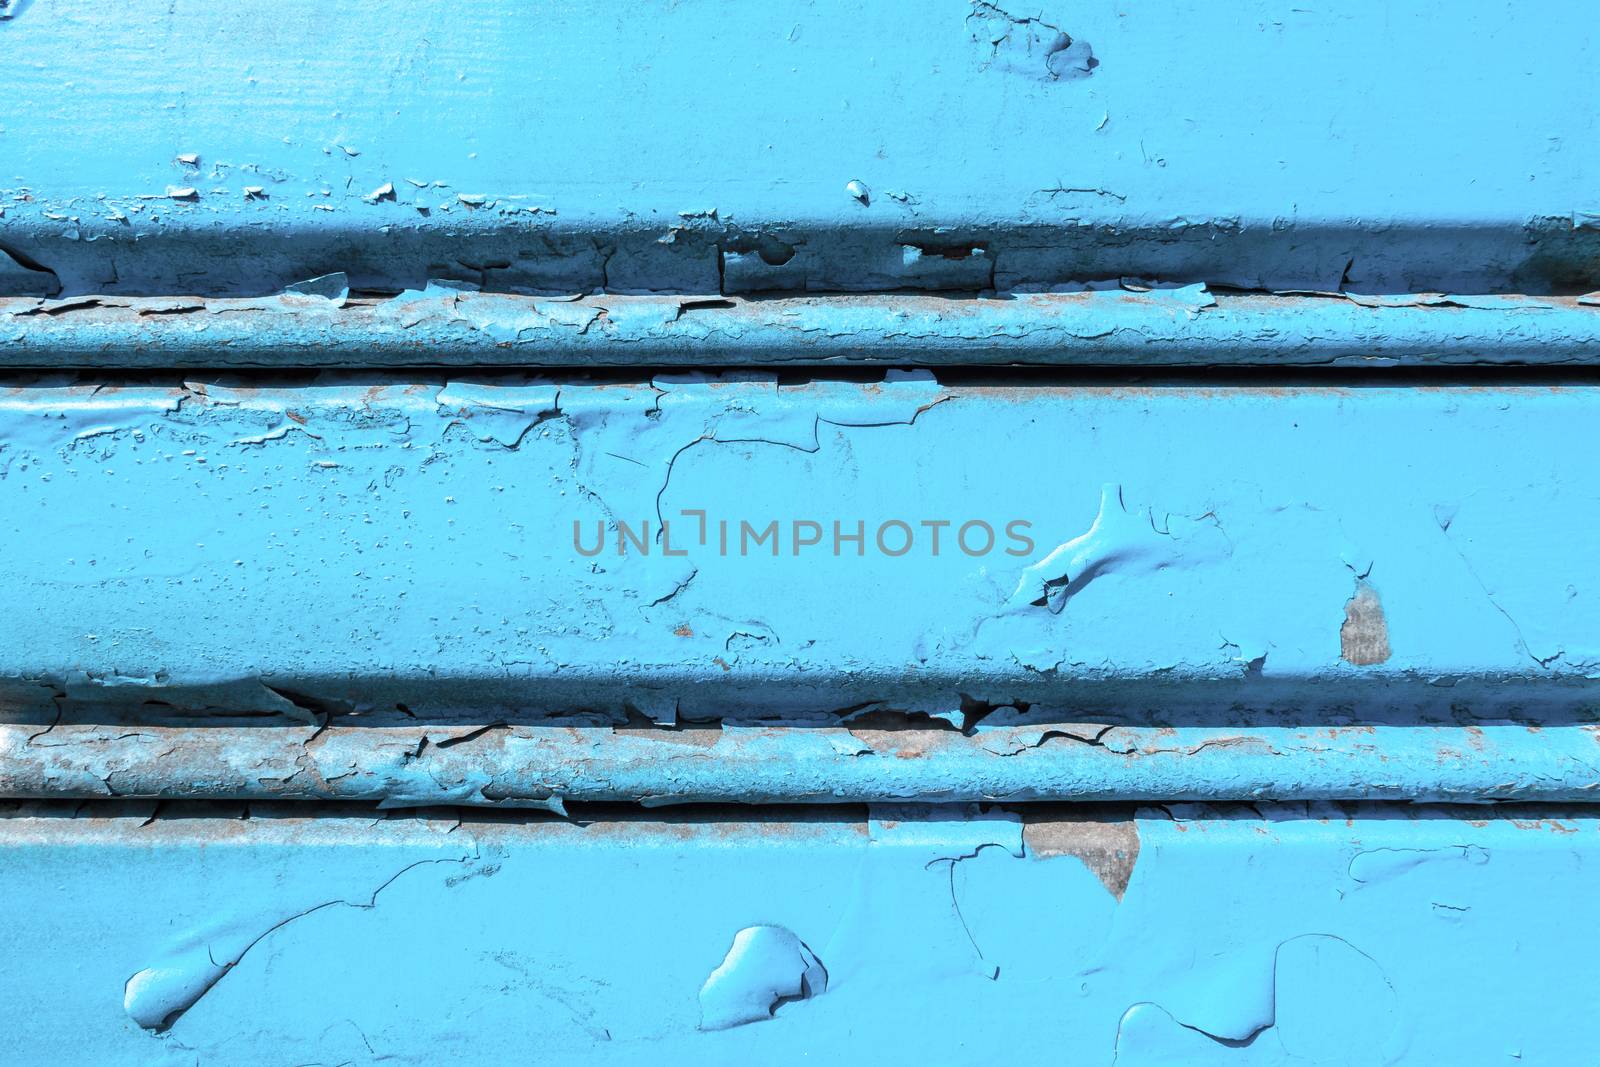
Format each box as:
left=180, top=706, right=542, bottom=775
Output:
left=2, top=288, right=1598, bottom=368
left=5, top=719, right=1599, bottom=807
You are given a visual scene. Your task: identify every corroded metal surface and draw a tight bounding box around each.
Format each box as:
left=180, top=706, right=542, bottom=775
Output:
left=5, top=719, right=1599, bottom=807
left=2, top=289, right=1599, bottom=367
left=4, top=3, right=1597, bottom=1062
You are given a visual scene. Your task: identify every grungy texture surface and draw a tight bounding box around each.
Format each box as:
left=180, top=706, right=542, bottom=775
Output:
left=14, top=716, right=1600, bottom=808
left=3, top=377, right=1600, bottom=722
left=5, top=4, right=1599, bottom=1064
left=1342, top=581, right=1392, bottom=667
left=1, top=1, right=1597, bottom=295
left=0, top=803, right=1596, bottom=1064
left=6, top=288, right=1600, bottom=370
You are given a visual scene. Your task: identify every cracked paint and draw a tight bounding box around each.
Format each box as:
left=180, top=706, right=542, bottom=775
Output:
left=9, top=716, right=1600, bottom=806
left=968, top=1, right=1097, bottom=81
left=0, top=5, right=1595, bottom=1064
left=124, top=855, right=475, bottom=1031
left=0, top=802, right=1591, bottom=1062
left=1005, top=483, right=1232, bottom=615
left=698, top=925, right=828, bottom=1030
left=0, top=2, right=1595, bottom=296
left=1, top=379, right=1598, bottom=727
left=0, top=19, right=1587, bottom=1067
left=4, top=289, right=1600, bottom=367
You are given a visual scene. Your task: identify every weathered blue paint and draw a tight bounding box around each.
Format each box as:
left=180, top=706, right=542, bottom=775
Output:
left=7, top=718, right=1600, bottom=807
left=5, top=2, right=1597, bottom=1061
left=4, top=287, right=1600, bottom=368
left=1, top=802, right=1595, bottom=1063
left=1, top=1, right=1597, bottom=296
left=3, top=377, right=1599, bottom=720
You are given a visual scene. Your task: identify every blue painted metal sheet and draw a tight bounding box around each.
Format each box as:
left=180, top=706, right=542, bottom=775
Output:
left=4, top=2, right=1598, bottom=1063
left=0, top=803, right=1594, bottom=1064
left=1, top=377, right=1596, bottom=721
left=0, top=1, right=1596, bottom=296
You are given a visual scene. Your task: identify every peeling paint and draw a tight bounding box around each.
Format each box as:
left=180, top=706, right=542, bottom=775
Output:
left=698, top=925, right=827, bottom=1030
left=2, top=4, right=1596, bottom=1062
left=123, top=855, right=472, bottom=1031
left=0, top=2, right=1595, bottom=295
left=1022, top=814, right=1141, bottom=899
left=1006, top=483, right=1231, bottom=614
left=5, top=288, right=1599, bottom=368
left=0, top=802, right=1592, bottom=1061
left=7, top=716, right=1599, bottom=806
left=968, top=1, right=1097, bottom=81
left=1, top=379, right=1597, bottom=722
left=1341, top=579, right=1392, bottom=666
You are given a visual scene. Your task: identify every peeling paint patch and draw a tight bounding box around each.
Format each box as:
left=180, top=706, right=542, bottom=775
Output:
left=281, top=272, right=350, bottom=305
left=1021, top=815, right=1140, bottom=899
left=123, top=854, right=474, bottom=1031
left=1007, top=484, right=1231, bottom=614
left=123, top=935, right=235, bottom=1032
left=1341, top=579, right=1391, bottom=666
left=435, top=381, right=560, bottom=447
left=0, top=803, right=1597, bottom=1060
left=699, top=925, right=828, bottom=1030
left=1120, top=934, right=1398, bottom=1062
left=968, top=1, right=1096, bottom=81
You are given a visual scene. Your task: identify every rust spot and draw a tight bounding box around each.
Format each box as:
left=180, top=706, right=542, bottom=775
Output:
left=673, top=624, right=694, bottom=638
left=711, top=656, right=731, bottom=672
left=1340, top=579, right=1391, bottom=666
left=285, top=409, right=308, bottom=425
left=846, top=727, right=957, bottom=761
left=612, top=725, right=722, bottom=749
left=1022, top=815, right=1141, bottom=900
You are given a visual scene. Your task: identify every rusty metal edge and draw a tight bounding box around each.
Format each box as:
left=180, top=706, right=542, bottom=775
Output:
left=3, top=289, right=1599, bottom=368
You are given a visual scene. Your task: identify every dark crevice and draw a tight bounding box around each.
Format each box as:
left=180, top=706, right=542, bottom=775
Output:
left=6, top=362, right=1600, bottom=389
left=0, top=240, right=62, bottom=296
left=433, top=722, right=509, bottom=749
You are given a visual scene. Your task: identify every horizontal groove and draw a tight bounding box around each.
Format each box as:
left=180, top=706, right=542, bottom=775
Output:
left=0, top=798, right=875, bottom=824
left=3, top=220, right=1597, bottom=301
left=13, top=364, right=1600, bottom=389
left=7, top=721, right=1598, bottom=807
left=2, top=288, right=1598, bottom=370
left=1, top=798, right=1595, bottom=826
